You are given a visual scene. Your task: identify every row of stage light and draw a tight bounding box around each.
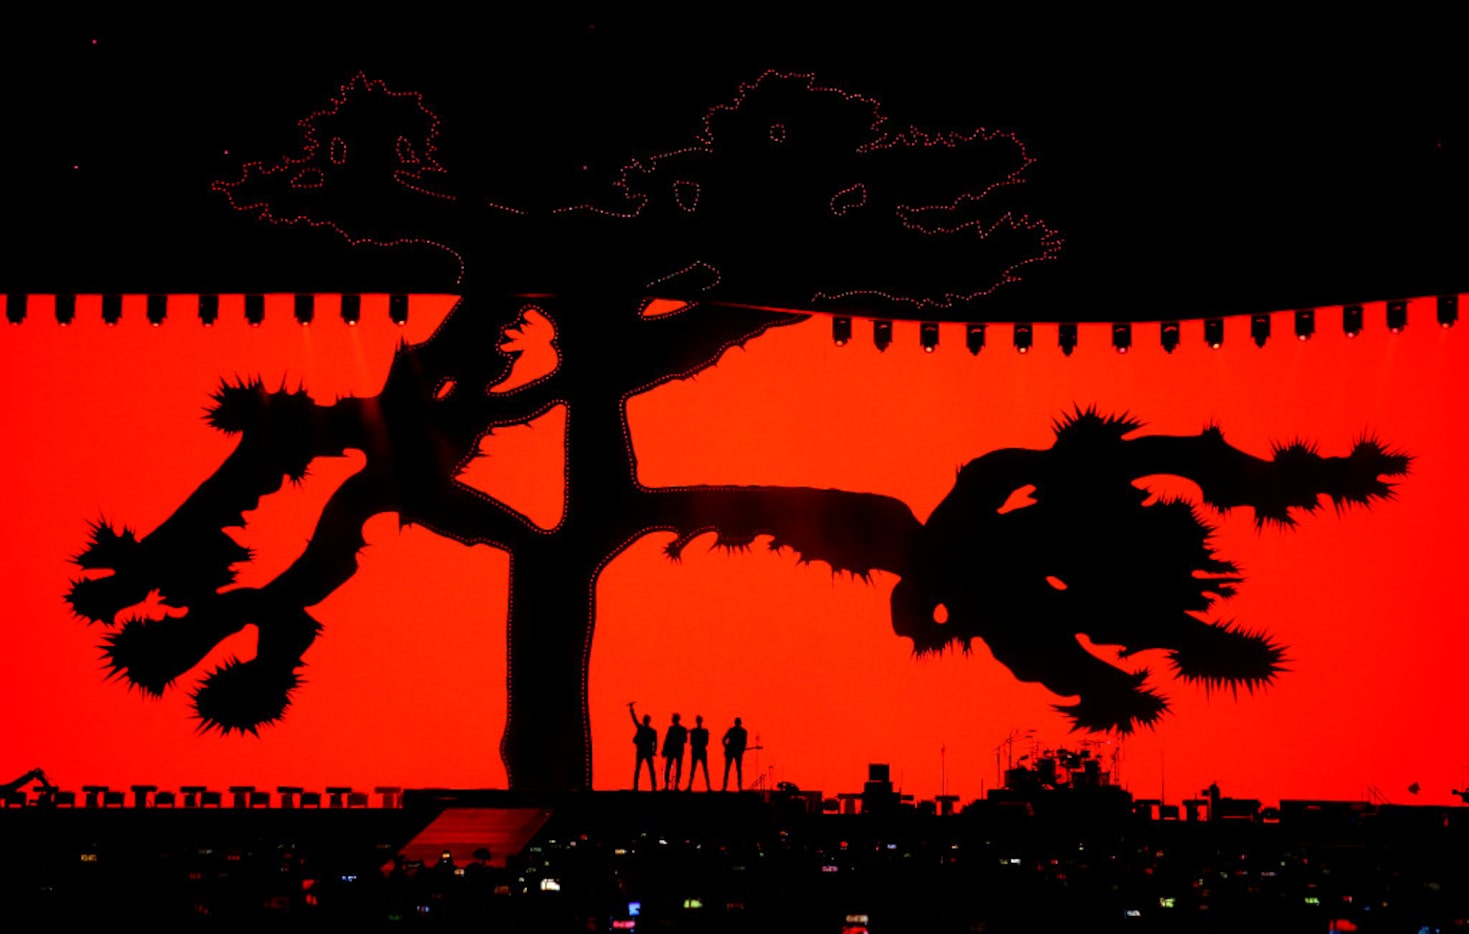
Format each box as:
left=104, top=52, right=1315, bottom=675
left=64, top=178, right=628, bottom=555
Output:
left=830, top=296, right=1460, bottom=354
left=2, top=293, right=411, bottom=327
left=4, top=295, right=1461, bottom=349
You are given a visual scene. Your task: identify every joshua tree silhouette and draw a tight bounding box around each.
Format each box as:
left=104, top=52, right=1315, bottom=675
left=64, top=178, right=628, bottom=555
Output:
left=64, top=72, right=1407, bottom=789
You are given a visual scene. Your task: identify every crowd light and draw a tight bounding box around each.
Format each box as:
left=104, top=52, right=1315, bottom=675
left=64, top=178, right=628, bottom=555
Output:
left=1013, top=323, right=1033, bottom=354
left=1204, top=318, right=1224, bottom=349
left=294, top=294, right=315, bottom=326
left=1112, top=323, right=1131, bottom=354
left=1058, top=323, right=1077, bottom=356
left=390, top=294, right=409, bottom=326
left=146, top=294, right=167, bottom=327
left=919, top=321, right=939, bottom=353
left=342, top=294, right=362, bottom=326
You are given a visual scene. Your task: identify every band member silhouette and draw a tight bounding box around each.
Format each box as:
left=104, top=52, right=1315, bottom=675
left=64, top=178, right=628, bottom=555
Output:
left=628, top=702, right=658, bottom=791
left=662, top=713, right=688, bottom=791
left=722, top=717, right=748, bottom=791
left=686, top=715, right=712, bottom=791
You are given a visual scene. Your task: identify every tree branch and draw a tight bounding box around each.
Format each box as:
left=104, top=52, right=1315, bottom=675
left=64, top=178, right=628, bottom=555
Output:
left=645, top=486, right=920, bottom=578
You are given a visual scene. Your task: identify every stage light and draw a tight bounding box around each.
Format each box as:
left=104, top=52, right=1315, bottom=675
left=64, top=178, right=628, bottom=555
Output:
left=1342, top=304, right=1363, bottom=338
left=965, top=323, right=986, bottom=355
left=5, top=295, right=23, bottom=325
left=199, top=294, right=219, bottom=327
left=1160, top=321, right=1180, bottom=354
left=146, top=294, right=167, bottom=327
left=1250, top=314, right=1271, bottom=348
left=245, top=294, right=265, bottom=327
left=1058, top=323, right=1077, bottom=356
left=1294, top=309, right=1314, bottom=341
left=1112, top=323, right=1131, bottom=354
left=102, top=294, right=122, bottom=327
left=873, top=319, right=893, bottom=352
left=294, top=294, right=315, bottom=326
left=1204, top=318, right=1224, bottom=349
left=831, top=316, right=852, bottom=346
left=1438, top=295, right=1458, bottom=328
left=1013, top=323, right=1033, bottom=354
left=342, top=294, right=361, bottom=326
left=390, top=294, right=409, bottom=326
left=919, top=321, right=939, bottom=352
left=1387, top=300, right=1407, bottom=333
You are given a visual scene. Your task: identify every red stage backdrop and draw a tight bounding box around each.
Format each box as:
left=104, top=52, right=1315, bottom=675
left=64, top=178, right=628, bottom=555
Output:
left=2, top=294, right=1463, bottom=806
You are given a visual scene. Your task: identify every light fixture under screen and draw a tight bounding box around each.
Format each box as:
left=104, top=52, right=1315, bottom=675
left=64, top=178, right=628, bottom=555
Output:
left=1295, top=308, right=1314, bottom=341
left=1250, top=314, right=1271, bottom=348
left=1013, top=323, right=1033, bottom=354
left=965, top=323, right=986, bottom=355
left=1160, top=321, right=1180, bottom=354
left=1204, top=318, right=1224, bottom=349
left=873, top=319, right=893, bottom=352
left=831, top=316, right=852, bottom=346
left=919, top=321, right=939, bottom=353
left=1439, top=295, right=1459, bottom=328
left=1387, top=300, right=1407, bottom=333
left=389, top=293, right=409, bottom=326
left=1112, top=323, right=1131, bottom=354
left=1058, top=323, right=1078, bottom=356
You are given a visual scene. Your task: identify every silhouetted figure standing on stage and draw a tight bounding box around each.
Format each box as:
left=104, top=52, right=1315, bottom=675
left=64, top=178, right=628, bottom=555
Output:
left=722, top=717, right=748, bottom=791
left=662, top=713, right=688, bottom=791
left=628, top=702, right=658, bottom=791
left=686, top=715, right=711, bottom=791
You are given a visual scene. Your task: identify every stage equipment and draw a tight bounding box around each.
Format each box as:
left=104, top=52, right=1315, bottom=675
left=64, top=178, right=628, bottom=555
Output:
left=1250, top=313, right=1270, bottom=347
left=1204, top=318, right=1224, bottom=348
left=965, top=323, right=986, bottom=354
left=873, top=319, right=893, bottom=352
left=1295, top=308, right=1314, bottom=341
left=1014, top=322, right=1033, bottom=354
left=831, top=316, right=852, bottom=346
left=1058, top=323, right=1077, bottom=356
left=294, top=294, right=315, bottom=326
left=1160, top=321, right=1180, bottom=353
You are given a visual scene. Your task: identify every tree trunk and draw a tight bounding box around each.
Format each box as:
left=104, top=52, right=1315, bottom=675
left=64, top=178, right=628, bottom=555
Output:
left=499, top=538, right=600, bottom=790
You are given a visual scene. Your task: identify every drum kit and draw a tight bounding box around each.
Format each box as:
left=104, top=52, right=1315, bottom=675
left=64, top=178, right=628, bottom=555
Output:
left=1002, top=737, right=1118, bottom=792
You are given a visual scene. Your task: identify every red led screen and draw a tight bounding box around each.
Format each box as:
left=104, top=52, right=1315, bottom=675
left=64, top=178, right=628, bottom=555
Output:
left=2, top=294, right=1463, bottom=806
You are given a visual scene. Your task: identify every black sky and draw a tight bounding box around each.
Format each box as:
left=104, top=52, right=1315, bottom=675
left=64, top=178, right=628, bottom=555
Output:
left=2, top=13, right=1463, bottom=321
